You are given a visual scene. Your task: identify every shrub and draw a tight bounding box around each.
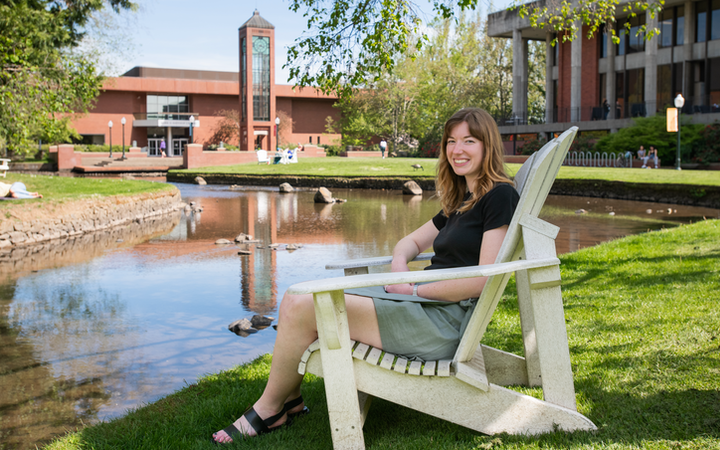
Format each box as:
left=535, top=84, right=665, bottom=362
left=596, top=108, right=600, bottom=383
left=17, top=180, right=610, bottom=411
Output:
left=518, top=138, right=546, bottom=155
left=594, top=114, right=703, bottom=165
left=691, top=121, right=720, bottom=165
left=323, top=144, right=343, bottom=157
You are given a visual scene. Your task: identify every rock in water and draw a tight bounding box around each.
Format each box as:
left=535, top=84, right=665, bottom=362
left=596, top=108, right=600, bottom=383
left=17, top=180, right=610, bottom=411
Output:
left=314, top=187, right=335, bottom=204
left=279, top=182, right=294, bottom=193
left=251, top=315, right=274, bottom=329
left=194, top=177, right=207, bottom=185
left=403, top=180, right=423, bottom=196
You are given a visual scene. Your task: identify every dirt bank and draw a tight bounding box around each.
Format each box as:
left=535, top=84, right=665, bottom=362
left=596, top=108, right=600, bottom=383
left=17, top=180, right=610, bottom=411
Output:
left=0, top=187, right=185, bottom=249
left=168, top=172, right=720, bottom=209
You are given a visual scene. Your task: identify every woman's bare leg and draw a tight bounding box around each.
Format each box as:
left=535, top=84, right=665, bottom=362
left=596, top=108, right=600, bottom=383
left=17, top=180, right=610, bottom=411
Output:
left=213, top=292, right=381, bottom=443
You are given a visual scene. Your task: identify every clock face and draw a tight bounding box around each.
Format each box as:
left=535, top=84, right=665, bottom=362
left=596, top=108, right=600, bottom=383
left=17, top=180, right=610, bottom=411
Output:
left=253, top=38, right=268, bottom=54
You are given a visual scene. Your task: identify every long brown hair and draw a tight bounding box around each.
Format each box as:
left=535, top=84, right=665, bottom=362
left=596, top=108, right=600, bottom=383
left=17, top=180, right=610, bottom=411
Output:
left=436, top=108, right=513, bottom=216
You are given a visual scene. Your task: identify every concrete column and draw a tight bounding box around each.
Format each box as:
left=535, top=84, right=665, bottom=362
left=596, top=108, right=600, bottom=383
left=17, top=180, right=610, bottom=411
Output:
left=570, top=22, right=582, bottom=122
left=683, top=0, right=694, bottom=104
left=645, top=14, right=658, bottom=116
left=606, top=28, right=617, bottom=120
left=513, top=28, right=528, bottom=121
left=166, top=127, right=173, bottom=156
left=545, top=33, right=554, bottom=124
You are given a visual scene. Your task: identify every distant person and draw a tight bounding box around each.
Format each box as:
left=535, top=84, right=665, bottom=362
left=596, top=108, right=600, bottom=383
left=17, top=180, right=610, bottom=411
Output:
left=379, top=139, right=387, bottom=159
left=0, top=181, right=42, bottom=199
left=649, top=146, right=659, bottom=169
left=297, top=142, right=304, bottom=152
left=602, top=99, right=610, bottom=120
left=160, top=138, right=167, bottom=158
left=637, top=145, right=647, bottom=168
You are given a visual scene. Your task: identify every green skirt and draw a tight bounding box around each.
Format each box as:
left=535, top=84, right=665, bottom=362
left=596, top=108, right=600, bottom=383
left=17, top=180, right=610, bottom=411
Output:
left=345, top=285, right=476, bottom=361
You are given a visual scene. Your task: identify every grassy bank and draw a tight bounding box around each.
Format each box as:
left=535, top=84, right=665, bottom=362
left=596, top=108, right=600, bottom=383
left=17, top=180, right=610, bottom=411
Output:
left=45, top=218, right=720, bottom=450
left=172, top=158, right=720, bottom=187
left=0, top=174, right=173, bottom=205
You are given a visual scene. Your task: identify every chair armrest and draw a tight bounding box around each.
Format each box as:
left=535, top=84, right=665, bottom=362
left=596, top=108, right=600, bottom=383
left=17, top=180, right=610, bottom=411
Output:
left=325, top=252, right=434, bottom=270
left=289, top=257, right=560, bottom=295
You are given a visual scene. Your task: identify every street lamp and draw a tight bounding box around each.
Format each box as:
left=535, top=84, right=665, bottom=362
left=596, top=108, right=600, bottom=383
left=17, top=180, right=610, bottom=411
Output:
left=121, top=117, right=126, bottom=160
left=674, top=94, right=684, bottom=171
left=189, top=115, right=195, bottom=144
left=275, top=116, right=280, bottom=149
left=108, top=120, right=113, bottom=158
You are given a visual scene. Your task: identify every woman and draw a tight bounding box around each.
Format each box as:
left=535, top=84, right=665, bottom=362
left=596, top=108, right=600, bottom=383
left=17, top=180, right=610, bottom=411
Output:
left=0, top=181, right=42, bottom=199
left=212, top=108, right=519, bottom=444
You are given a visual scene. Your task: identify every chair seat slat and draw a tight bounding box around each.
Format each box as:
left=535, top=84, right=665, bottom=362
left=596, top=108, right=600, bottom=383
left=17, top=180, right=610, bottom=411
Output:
left=366, top=347, right=383, bottom=365
left=393, top=357, right=409, bottom=374
left=422, top=360, right=437, bottom=376
left=408, top=361, right=422, bottom=375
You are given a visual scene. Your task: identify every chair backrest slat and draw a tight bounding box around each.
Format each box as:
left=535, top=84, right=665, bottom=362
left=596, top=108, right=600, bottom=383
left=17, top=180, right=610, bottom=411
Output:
left=453, top=127, right=577, bottom=362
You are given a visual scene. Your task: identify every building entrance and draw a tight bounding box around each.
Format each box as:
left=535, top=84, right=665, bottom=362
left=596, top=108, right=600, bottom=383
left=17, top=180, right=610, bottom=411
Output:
left=148, top=138, right=165, bottom=157
left=172, top=139, right=187, bottom=157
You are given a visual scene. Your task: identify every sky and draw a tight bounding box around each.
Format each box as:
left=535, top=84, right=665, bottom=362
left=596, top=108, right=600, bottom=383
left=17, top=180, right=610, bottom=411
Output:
left=118, top=0, right=510, bottom=85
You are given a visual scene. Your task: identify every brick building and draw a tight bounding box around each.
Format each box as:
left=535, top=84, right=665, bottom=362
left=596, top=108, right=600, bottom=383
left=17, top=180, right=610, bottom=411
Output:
left=71, top=10, right=340, bottom=157
left=487, top=0, right=720, bottom=141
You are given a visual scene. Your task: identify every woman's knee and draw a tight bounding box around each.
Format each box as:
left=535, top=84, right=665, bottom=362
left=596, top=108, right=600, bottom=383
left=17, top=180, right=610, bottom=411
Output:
left=278, top=293, right=315, bottom=324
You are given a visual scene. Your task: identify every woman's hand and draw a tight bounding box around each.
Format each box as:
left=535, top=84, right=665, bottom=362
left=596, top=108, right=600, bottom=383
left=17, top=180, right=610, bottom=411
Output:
left=383, top=283, right=414, bottom=295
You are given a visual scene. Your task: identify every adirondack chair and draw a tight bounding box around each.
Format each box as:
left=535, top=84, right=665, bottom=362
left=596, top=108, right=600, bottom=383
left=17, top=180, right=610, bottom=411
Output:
left=0, top=159, right=9, bottom=178
left=287, top=127, right=596, bottom=449
left=256, top=150, right=270, bottom=165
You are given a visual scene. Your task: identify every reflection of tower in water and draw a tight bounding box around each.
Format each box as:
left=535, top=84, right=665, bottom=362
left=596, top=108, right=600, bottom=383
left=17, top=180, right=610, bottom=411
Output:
left=239, top=192, right=278, bottom=315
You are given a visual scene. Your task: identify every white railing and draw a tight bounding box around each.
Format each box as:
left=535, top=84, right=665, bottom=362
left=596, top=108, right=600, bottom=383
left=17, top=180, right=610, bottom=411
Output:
left=564, top=151, right=631, bottom=168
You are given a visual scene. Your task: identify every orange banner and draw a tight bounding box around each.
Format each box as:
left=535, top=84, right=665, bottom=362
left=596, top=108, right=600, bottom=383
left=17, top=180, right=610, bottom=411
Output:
left=667, top=108, right=678, bottom=132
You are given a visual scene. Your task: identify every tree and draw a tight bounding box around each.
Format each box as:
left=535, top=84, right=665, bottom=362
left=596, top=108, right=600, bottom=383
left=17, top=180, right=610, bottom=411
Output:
left=333, top=11, right=525, bottom=153
left=593, top=114, right=703, bottom=165
left=0, top=0, right=137, bottom=157
left=286, top=0, right=662, bottom=94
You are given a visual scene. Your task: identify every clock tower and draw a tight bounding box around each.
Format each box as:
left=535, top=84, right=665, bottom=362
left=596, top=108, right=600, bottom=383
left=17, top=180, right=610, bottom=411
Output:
left=239, top=10, right=276, bottom=151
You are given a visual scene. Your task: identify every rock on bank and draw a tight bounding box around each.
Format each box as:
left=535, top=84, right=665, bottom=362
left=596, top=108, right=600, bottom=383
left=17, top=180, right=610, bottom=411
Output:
left=0, top=187, right=184, bottom=249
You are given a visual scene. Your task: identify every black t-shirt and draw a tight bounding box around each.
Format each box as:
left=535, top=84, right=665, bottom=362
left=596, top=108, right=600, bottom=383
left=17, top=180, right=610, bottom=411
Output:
left=427, top=183, right=519, bottom=271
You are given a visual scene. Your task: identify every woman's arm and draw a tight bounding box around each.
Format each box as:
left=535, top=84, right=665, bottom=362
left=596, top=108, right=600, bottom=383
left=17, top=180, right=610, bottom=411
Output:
left=383, top=219, right=438, bottom=294
left=402, top=225, right=509, bottom=302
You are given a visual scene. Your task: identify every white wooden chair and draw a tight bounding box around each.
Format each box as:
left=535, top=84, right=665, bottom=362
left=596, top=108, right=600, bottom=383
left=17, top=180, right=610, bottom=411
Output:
left=256, top=150, right=270, bottom=165
left=287, top=127, right=596, bottom=449
left=287, top=149, right=298, bottom=163
left=0, top=159, right=10, bottom=177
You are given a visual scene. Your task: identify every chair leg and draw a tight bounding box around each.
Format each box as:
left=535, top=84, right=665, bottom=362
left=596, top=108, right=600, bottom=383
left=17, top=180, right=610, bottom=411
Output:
left=313, top=291, right=366, bottom=449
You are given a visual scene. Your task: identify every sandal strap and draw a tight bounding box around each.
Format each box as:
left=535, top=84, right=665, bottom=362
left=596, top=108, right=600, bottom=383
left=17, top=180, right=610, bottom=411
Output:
left=243, top=406, right=287, bottom=434
left=283, top=395, right=304, bottom=412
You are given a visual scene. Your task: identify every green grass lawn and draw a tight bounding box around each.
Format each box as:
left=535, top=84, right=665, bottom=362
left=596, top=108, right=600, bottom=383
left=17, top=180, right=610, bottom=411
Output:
left=0, top=173, right=173, bottom=206
left=44, top=219, right=720, bottom=450
left=173, top=158, right=720, bottom=187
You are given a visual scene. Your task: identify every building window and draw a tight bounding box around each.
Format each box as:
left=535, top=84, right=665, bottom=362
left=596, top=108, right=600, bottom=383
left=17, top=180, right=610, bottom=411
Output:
left=309, top=136, right=312, bottom=144
left=617, top=25, right=626, bottom=56
left=698, top=1, right=708, bottom=42
left=712, top=0, right=720, bottom=40
left=252, top=36, right=271, bottom=122
left=660, top=10, right=674, bottom=47
left=628, top=14, right=646, bottom=53
left=677, top=6, right=685, bottom=45
left=710, top=57, right=720, bottom=109
left=553, top=34, right=558, bottom=66
left=628, top=68, right=645, bottom=116
left=146, top=95, right=188, bottom=118
left=657, top=64, right=672, bottom=107
left=241, top=37, right=247, bottom=121
left=600, top=25, right=608, bottom=57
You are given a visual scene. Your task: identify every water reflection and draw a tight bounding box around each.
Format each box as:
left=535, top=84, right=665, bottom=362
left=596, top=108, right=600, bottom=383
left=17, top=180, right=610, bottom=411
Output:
left=0, top=184, right=718, bottom=449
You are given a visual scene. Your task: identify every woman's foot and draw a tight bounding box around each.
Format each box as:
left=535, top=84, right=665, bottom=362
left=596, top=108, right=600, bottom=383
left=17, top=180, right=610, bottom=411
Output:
left=212, top=405, right=287, bottom=444
left=284, top=395, right=310, bottom=419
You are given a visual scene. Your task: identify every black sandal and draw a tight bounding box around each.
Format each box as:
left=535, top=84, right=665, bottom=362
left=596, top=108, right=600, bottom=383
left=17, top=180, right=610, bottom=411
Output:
left=284, top=395, right=310, bottom=419
left=213, top=406, right=286, bottom=444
